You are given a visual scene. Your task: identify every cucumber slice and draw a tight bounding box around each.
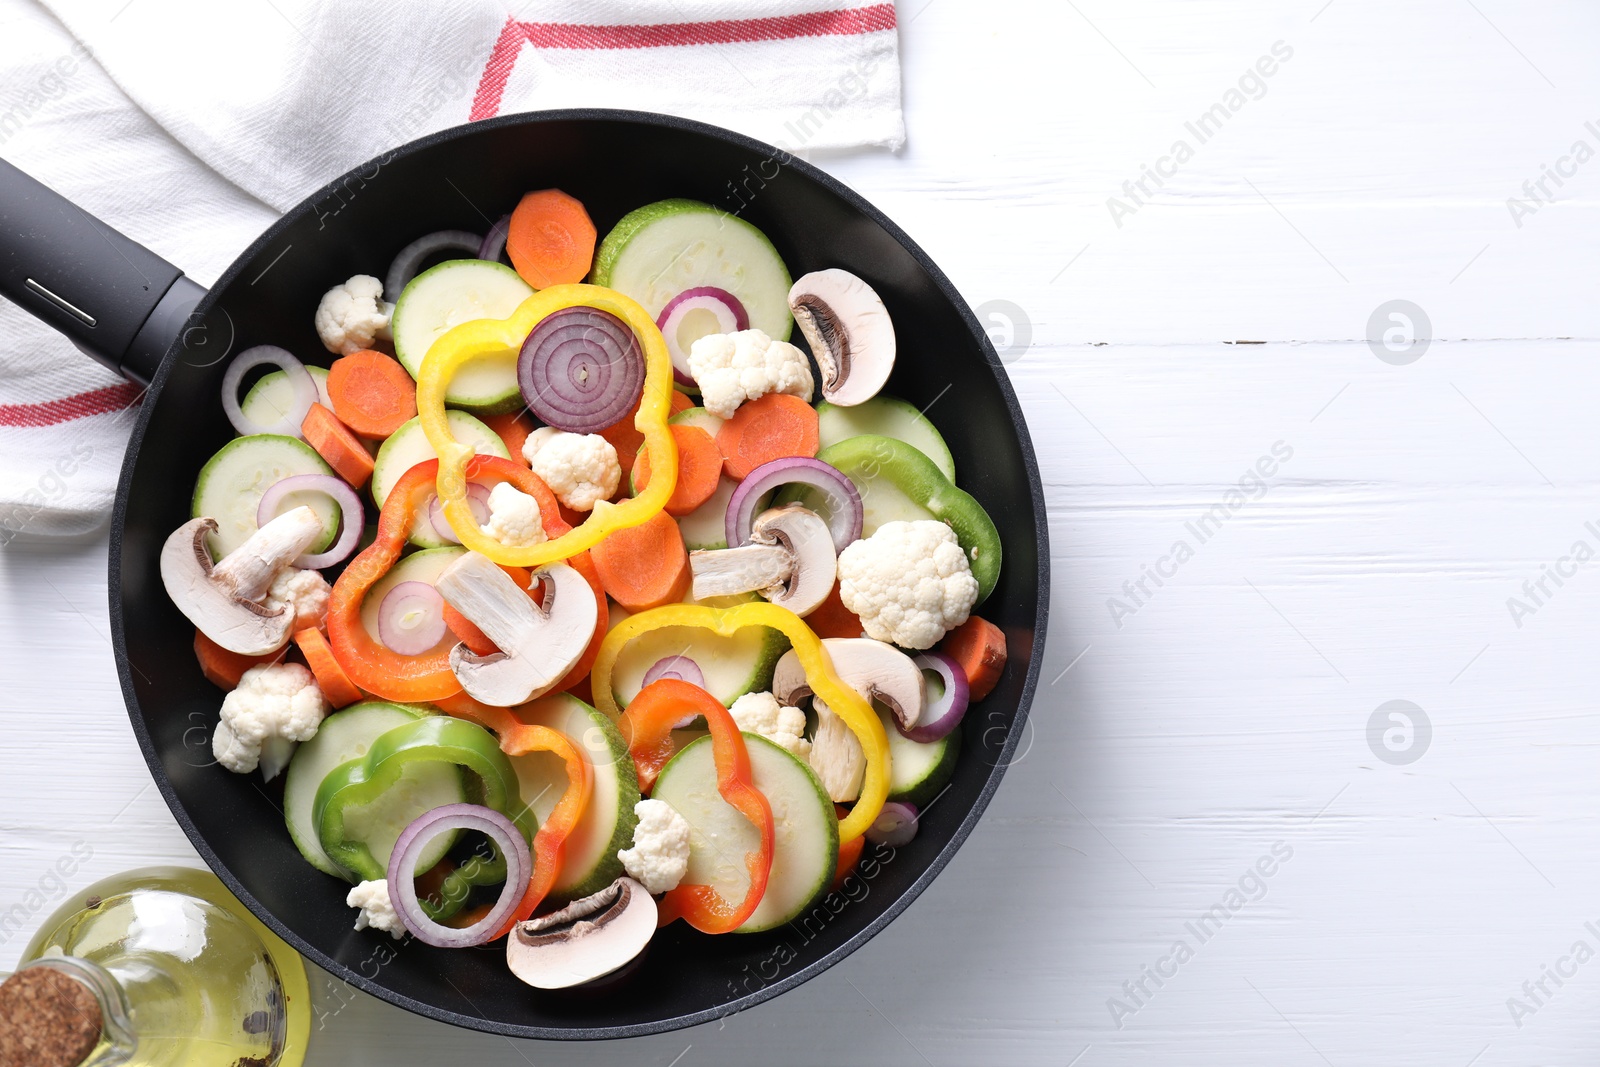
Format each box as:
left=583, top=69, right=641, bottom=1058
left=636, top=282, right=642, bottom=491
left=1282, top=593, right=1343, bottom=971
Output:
left=360, top=547, right=464, bottom=652
left=192, top=434, right=338, bottom=559
left=284, top=701, right=464, bottom=879
left=881, top=702, right=960, bottom=807
left=240, top=366, right=331, bottom=426
left=370, top=411, right=509, bottom=517
left=653, top=733, right=837, bottom=932
left=592, top=199, right=794, bottom=342
left=390, top=259, right=533, bottom=414
left=677, top=475, right=738, bottom=551
left=608, top=593, right=788, bottom=707
left=508, top=693, right=640, bottom=900
left=817, top=397, right=955, bottom=483
left=778, top=458, right=934, bottom=536
left=670, top=405, right=725, bottom=438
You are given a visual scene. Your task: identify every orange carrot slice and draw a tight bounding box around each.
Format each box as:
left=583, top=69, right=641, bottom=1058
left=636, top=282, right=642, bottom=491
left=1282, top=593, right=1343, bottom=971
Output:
left=716, top=393, right=820, bottom=481
left=326, top=349, right=417, bottom=438
left=506, top=189, right=597, bottom=289
left=804, top=583, right=864, bottom=640
left=193, top=630, right=285, bottom=690
left=590, top=510, right=690, bottom=612
left=301, top=403, right=375, bottom=487
left=600, top=389, right=693, bottom=482
left=633, top=424, right=722, bottom=516
left=938, top=615, right=1007, bottom=701
left=481, top=411, right=536, bottom=464
left=294, top=627, right=363, bottom=708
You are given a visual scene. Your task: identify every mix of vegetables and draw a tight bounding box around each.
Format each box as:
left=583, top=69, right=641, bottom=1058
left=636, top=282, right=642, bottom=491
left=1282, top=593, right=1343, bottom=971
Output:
left=160, top=189, right=1011, bottom=989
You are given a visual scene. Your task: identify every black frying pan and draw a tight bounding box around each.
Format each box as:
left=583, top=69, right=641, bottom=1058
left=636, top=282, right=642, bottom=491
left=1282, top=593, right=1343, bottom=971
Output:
left=0, top=110, right=1049, bottom=1039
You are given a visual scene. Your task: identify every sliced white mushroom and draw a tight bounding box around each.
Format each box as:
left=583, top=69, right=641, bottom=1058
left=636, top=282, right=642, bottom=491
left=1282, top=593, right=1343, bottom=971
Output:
left=689, top=505, right=836, bottom=616
left=160, top=507, right=324, bottom=656
left=788, top=268, right=896, bottom=407
left=505, top=877, right=657, bottom=989
left=772, top=637, right=926, bottom=804
left=435, top=553, right=597, bottom=707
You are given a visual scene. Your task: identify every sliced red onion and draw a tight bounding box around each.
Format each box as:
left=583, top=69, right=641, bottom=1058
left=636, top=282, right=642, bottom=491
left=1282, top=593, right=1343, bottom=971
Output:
left=726, top=457, right=862, bottom=553
left=518, top=307, right=645, bottom=434
left=222, top=346, right=317, bottom=439
left=378, top=581, right=447, bottom=656
left=384, top=230, right=484, bottom=301
left=656, top=287, right=748, bottom=388
left=477, top=214, right=511, bottom=263
left=864, top=801, right=919, bottom=847
left=901, top=652, right=970, bottom=743
left=427, top=483, right=493, bottom=543
left=256, top=474, right=363, bottom=569
left=387, top=803, right=531, bottom=948
left=642, top=655, right=706, bottom=690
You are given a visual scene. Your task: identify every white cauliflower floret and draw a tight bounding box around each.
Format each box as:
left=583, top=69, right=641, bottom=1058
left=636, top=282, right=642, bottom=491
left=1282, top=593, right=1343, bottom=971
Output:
left=686, top=329, right=814, bottom=419
left=314, top=274, right=392, bottom=355
left=212, top=663, right=329, bottom=775
left=729, top=691, right=811, bottom=760
left=346, top=879, right=405, bottom=940
left=837, top=520, right=979, bottom=650
left=262, top=567, right=331, bottom=632
left=617, top=799, right=691, bottom=894
left=481, top=482, right=547, bottom=548
left=523, top=431, right=620, bottom=511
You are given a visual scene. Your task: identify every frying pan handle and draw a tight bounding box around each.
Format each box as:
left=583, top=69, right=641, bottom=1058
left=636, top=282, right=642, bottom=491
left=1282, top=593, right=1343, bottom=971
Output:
left=0, top=157, right=207, bottom=385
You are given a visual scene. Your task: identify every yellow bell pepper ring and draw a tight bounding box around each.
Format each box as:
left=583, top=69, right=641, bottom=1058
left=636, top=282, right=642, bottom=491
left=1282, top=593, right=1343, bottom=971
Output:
left=591, top=601, right=890, bottom=843
left=416, top=283, right=678, bottom=567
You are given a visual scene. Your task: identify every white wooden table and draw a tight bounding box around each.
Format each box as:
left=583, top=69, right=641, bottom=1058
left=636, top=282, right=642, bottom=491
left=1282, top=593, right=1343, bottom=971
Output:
left=6, top=1, right=1600, bottom=1063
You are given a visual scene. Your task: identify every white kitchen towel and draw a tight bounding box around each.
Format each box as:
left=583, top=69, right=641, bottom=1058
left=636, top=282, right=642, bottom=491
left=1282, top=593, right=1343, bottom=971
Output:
left=0, top=0, right=903, bottom=539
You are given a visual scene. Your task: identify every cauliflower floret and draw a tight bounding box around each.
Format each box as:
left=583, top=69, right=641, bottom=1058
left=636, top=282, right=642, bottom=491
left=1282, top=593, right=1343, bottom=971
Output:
left=686, top=329, right=815, bottom=419
left=262, top=566, right=331, bottom=632
left=523, top=431, right=620, bottom=512
left=481, top=482, right=547, bottom=548
left=837, top=520, right=979, bottom=650
left=617, top=799, right=691, bottom=894
left=314, top=274, right=392, bottom=355
left=346, top=879, right=405, bottom=939
left=729, top=691, right=811, bottom=760
left=212, top=663, right=329, bottom=775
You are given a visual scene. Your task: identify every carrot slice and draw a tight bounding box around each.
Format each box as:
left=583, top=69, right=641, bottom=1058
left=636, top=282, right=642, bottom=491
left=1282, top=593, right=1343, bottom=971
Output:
left=481, top=411, right=536, bottom=464
left=294, top=627, right=363, bottom=708
left=600, top=389, right=693, bottom=482
left=590, top=509, right=690, bottom=612
left=506, top=189, right=597, bottom=289
left=716, top=393, right=820, bottom=481
left=804, top=583, right=864, bottom=640
left=634, top=424, right=722, bottom=516
left=938, top=615, right=1007, bottom=702
left=301, top=403, right=375, bottom=487
left=326, top=349, right=417, bottom=438
left=193, top=630, right=284, bottom=690
left=831, top=814, right=866, bottom=891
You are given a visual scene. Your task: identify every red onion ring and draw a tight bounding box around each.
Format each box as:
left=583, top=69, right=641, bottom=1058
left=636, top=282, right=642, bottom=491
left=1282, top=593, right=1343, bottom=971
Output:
left=864, top=801, right=919, bottom=847
left=384, top=230, right=483, bottom=302
left=518, top=307, right=645, bottom=434
left=477, top=215, right=511, bottom=264
left=656, top=287, right=748, bottom=388
left=642, top=655, right=706, bottom=690
left=901, top=652, right=970, bottom=742
left=256, top=474, right=363, bottom=569
left=387, top=803, right=531, bottom=948
left=378, top=581, right=447, bottom=655
left=222, top=346, right=317, bottom=439
left=427, top=483, right=492, bottom=543
left=725, top=457, right=862, bottom=553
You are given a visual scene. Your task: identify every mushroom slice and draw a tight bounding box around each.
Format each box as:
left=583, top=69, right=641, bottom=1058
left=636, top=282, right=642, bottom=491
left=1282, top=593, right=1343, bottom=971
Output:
left=435, top=553, right=597, bottom=707
left=505, top=877, right=657, bottom=990
left=773, top=637, right=926, bottom=804
left=788, top=268, right=896, bottom=407
left=160, top=507, right=324, bottom=656
left=689, top=505, right=837, bottom=616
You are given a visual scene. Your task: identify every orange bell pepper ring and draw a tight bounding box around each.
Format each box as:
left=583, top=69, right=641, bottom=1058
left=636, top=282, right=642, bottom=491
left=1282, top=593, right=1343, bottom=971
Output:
left=621, top=679, right=774, bottom=934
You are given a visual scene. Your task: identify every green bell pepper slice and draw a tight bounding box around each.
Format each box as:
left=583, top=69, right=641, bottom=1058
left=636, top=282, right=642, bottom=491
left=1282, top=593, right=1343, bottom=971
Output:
left=313, top=715, right=536, bottom=917
left=810, top=434, right=1003, bottom=603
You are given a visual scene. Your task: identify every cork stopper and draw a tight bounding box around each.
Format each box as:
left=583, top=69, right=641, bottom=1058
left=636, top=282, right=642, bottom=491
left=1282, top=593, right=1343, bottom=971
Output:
left=0, top=966, right=102, bottom=1067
